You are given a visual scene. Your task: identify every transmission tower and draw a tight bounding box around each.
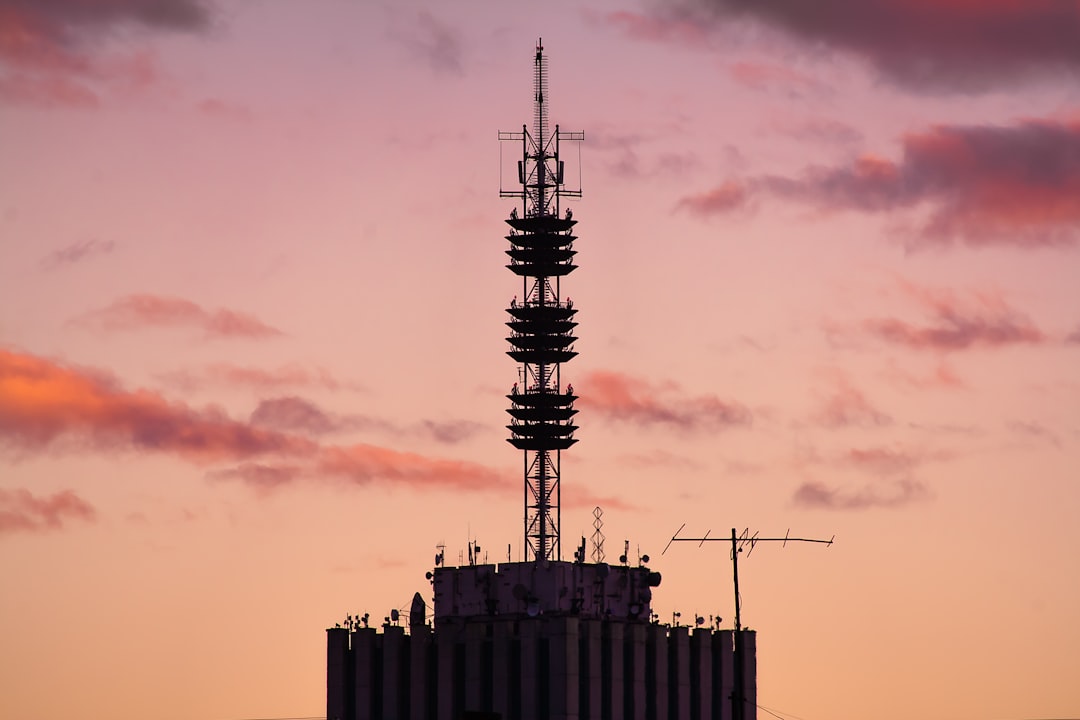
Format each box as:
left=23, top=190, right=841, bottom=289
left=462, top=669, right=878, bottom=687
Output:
left=500, top=39, right=584, bottom=562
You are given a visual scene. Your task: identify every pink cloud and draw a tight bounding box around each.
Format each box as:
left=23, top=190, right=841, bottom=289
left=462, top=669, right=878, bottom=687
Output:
left=197, top=97, right=252, bottom=122
left=0, top=488, right=96, bottom=534
left=77, top=294, right=283, bottom=339
left=577, top=369, right=752, bottom=430
left=657, top=0, right=1080, bottom=92
left=864, top=285, right=1044, bottom=351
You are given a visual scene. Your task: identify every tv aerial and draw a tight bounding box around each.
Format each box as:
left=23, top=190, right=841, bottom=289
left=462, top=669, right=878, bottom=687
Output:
left=663, top=525, right=834, bottom=720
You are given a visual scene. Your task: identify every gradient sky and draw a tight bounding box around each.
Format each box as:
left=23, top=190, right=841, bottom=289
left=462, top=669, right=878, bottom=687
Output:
left=2, top=2, right=1079, bottom=719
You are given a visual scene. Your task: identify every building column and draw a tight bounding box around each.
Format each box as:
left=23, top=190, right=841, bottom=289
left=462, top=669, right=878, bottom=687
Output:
left=689, top=630, right=711, bottom=720
left=668, top=626, right=690, bottom=720
left=548, top=616, right=580, bottom=720
left=580, top=619, right=602, bottom=720
left=625, top=623, right=646, bottom=720
left=646, top=624, right=668, bottom=720
left=326, top=628, right=351, bottom=720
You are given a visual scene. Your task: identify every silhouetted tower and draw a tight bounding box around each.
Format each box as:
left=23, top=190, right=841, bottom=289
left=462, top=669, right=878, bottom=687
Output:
left=500, top=39, right=583, bottom=562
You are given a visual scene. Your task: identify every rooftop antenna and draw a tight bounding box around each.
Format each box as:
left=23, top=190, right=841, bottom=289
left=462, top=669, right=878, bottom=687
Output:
left=663, top=526, right=834, bottom=720
left=590, top=506, right=605, bottom=562
left=500, top=39, right=584, bottom=562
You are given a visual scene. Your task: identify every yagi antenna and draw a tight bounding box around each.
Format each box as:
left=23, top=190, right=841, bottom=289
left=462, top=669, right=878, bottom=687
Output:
left=663, top=525, right=834, bottom=720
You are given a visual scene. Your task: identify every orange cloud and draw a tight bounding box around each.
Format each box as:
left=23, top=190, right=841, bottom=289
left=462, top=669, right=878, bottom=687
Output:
left=77, top=294, right=283, bottom=339
left=0, top=488, right=96, bottom=534
left=577, top=370, right=752, bottom=430
left=0, top=349, right=315, bottom=462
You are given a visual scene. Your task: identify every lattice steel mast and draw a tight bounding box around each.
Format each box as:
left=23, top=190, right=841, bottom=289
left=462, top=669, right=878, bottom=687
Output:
left=500, top=39, right=583, bottom=562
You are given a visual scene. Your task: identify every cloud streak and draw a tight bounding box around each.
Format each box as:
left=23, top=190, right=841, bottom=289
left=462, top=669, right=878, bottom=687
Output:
left=577, top=370, right=752, bottom=430
left=76, top=294, right=283, bottom=339
left=0, top=488, right=96, bottom=534
left=39, top=238, right=116, bottom=270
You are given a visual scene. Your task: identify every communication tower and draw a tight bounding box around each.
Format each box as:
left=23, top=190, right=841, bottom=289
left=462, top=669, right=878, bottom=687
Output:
left=500, top=38, right=584, bottom=562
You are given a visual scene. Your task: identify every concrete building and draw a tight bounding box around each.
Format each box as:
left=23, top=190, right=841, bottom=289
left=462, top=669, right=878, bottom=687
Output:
left=327, top=40, right=758, bottom=720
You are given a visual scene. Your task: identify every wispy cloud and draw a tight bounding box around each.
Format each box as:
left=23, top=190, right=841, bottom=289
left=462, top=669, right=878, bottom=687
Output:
left=577, top=369, right=752, bottom=431
left=811, top=374, right=892, bottom=428
left=637, top=0, right=1080, bottom=93
left=863, top=284, right=1044, bottom=351
left=0, top=0, right=211, bottom=107
left=0, top=488, right=96, bottom=534
left=75, top=294, right=283, bottom=339
left=388, top=9, right=464, bottom=75
left=161, top=363, right=352, bottom=393
left=793, top=477, right=929, bottom=510
left=39, top=238, right=115, bottom=270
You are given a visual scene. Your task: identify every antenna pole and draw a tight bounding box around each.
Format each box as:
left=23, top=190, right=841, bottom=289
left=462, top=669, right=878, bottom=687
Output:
left=664, top=525, right=834, bottom=720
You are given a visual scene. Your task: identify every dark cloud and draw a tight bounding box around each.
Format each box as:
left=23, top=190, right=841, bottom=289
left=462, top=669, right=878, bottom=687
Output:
left=1067, top=326, right=1080, bottom=345
left=686, top=119, right=1080, bottom=249
left=793, top=477, right=929, bottom=510
left=0, top=0, right=211, bottom=107
left=76, top=294, right=283, bottom=339
left=644, top=0, right=1080, bottom=92
left=250, top=397, right=339, bottom=436
left=1007, top=420, right=1062, bottom=448
left=39, top=238, right=115, bottom=270
left=578, top=369, right=752, bottom=431
left=0, top=488, right=96, bottom=534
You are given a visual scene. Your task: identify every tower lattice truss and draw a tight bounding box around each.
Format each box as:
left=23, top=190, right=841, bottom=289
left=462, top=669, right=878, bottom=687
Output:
left=501, top=40, right=583, bottom=562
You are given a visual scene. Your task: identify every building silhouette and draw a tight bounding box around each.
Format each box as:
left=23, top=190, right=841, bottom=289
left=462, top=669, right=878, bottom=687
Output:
left=326, top=40, right=757, bottom=720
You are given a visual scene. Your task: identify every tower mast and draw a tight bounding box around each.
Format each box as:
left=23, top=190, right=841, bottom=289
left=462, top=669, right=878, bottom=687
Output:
left=500, top=39, right=583, bottom=562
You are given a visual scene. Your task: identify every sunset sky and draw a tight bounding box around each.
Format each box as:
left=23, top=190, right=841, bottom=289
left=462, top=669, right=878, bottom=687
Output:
left=2, top=1, right=1079, bottom=719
